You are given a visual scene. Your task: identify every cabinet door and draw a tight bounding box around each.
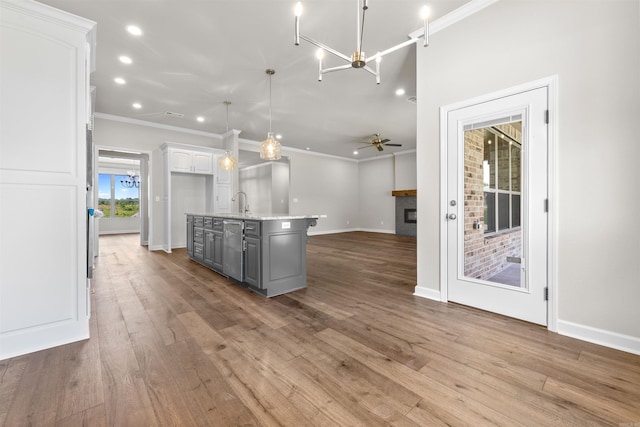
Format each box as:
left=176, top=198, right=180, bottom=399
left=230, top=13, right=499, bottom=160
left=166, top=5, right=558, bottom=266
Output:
left=212, top=231, right=224, bottom=271
left=193, top=152, right=213, bottom=174
left=216, top=183, right=232, bottom=213
left=244, top=236, right=261, bottom=288
left=186, top=215, right=194, bottom=256
left=170, top=149, right=193, bottom=172
left=217, top=165, right=231, bottom=184
left=203, top=230, right=214, bottom=267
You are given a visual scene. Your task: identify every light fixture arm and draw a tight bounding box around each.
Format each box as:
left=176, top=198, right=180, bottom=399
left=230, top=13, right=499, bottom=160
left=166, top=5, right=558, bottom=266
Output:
left=293, top=0, right=429, bottom=84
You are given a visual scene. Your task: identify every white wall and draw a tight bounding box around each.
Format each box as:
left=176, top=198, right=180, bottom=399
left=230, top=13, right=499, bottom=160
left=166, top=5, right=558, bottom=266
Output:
left=416, top=0, right=640, bottom=351
left=393, top=151, right=417, bottom=190
left=285, top=148, right=360, bottom=233
left=239, top=163, right=273, bottom=214
left=358, top=156, right=396, bottom=233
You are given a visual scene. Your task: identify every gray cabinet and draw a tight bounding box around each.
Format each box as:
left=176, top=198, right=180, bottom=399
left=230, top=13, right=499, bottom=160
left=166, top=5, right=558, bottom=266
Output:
left=186, top=215, right=194, bottom=256
left=243, top=220, right=261, bottom=288
left=193, top=216, right=204, bottom=261
left=212, top=231, right=224, bottom=271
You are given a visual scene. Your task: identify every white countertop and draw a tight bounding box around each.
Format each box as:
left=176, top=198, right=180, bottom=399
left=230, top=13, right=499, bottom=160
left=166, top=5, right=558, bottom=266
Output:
left=187, top=213, right=320, bottom=221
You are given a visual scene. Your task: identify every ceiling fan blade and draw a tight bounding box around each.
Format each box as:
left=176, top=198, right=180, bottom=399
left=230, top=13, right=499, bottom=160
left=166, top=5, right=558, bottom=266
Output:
left=357, top=145, right=374, bottom=149
left=376, top=145, right=384, bottom=152
left=384, top=143, right=402, bottom=147
left=380, top=139, right=391, bottom=144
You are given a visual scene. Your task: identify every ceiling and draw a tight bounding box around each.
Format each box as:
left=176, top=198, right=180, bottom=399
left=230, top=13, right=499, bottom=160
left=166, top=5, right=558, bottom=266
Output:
left=39, top=0, right=469, bottom=159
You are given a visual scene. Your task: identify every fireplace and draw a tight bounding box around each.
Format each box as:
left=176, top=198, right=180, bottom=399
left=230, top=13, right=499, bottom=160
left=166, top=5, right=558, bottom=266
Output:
left=404, top=209, right=417, bottom=223
left=392, top=190, right=416, bottom=236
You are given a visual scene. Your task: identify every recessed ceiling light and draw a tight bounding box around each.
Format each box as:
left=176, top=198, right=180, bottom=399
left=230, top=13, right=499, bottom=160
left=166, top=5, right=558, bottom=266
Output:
left=305, top=147, right=311, bottom=151
left=395, top=88, right=405, bottom=96
left=126, top=25, right=142, bottom=36
left=114, top=77, right=126, bottom=84
left=132, top=102, right=142, bottom=109
left=119, top=55, right=132, bottom=64
left=196, top=116, right=205, bottom=123
left=353, top=150, right=359, bottom=155
left=276, top=134, right=282, bottom=140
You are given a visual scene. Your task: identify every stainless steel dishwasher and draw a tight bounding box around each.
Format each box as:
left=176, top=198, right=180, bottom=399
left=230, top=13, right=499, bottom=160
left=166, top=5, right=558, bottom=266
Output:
left=222, top=219, right=244, bottom=282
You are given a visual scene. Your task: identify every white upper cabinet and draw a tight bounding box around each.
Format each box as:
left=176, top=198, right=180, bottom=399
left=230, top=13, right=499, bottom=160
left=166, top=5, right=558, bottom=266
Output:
left=168, top=147, right=213, bottom=174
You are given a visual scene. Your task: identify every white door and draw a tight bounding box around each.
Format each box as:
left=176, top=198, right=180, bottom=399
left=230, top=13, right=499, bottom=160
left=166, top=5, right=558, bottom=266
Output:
left=446, top=87, right=548, bottom=325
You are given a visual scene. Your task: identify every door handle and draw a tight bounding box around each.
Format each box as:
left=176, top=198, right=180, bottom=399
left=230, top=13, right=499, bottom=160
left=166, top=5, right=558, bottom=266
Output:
left=447, top=213, right=457, bottom=220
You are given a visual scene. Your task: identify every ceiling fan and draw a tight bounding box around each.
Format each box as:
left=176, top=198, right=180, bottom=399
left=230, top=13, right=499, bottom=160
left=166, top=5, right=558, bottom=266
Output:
left=358, top=133, right=402, bottom=152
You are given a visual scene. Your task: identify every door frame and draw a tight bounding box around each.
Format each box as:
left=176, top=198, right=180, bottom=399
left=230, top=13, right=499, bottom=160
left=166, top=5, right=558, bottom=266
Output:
left=438, top=75, right=558, bottom=331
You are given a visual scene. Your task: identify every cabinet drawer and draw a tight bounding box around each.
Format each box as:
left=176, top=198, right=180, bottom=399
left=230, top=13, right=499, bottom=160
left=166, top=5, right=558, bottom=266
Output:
left=194, top=216, right=204, bottom=227
left=213, top=217, right=224, bottom=231
left=244, top=220, right=261, bottom=237
left=204, top=217, right=213, bottom=229
left=194, top=227, right=204, bottom=243
left=193, top=242, right=204, bottom=259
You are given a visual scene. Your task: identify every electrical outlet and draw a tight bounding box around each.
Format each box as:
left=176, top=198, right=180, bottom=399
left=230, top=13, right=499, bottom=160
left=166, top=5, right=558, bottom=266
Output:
left=380, top=220, right=384, bottom=225
left=346, top=220, right=350, bottom=225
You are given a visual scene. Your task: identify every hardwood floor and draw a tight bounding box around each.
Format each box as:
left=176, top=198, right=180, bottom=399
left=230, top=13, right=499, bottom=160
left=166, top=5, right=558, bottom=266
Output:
left=1, top=232, right=639, bottom=426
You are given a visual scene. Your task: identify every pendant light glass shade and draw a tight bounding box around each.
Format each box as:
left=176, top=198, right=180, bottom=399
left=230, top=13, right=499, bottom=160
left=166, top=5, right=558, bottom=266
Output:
left=260, top=132, right=281, bottom=160
left=260, top=69, right=281, bottom=160
left=219, top=151, right=237, bottom=170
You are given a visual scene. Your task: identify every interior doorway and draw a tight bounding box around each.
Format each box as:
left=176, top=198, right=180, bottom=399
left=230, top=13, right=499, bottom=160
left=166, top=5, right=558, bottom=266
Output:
left=442, top=84, right=551, bottom=326
left=96, top=148, right=150, bottom=247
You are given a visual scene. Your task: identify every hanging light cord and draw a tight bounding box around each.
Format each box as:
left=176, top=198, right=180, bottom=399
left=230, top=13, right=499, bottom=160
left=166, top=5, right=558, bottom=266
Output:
left=359, top=3, right=367, bottom=57
left=225, top=101, right=230, bottom=132
left=268, top=73, right=273, bottom=134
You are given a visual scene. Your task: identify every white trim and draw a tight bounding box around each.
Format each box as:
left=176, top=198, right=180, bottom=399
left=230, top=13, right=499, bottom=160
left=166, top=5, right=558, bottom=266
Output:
left=358, top=228, right=395, bottom=234
left=307, top=227, right=397, bottom=236
left=557, top=320, right=640, bottom=356
left=409, top=0, right=500, bottom=39
left=393, top=149, right=417, bottom=157
left=436, top=76, right=559, bottom=330
left=95, top=113, right=223, bottom=140
left=98, top=229, right=140, bottom=236
left=413, top=286, right=443, bottom=302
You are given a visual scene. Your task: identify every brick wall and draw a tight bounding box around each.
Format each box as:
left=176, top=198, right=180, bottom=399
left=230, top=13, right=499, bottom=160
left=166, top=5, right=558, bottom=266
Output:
left=463, top=125, right=522, bottom=281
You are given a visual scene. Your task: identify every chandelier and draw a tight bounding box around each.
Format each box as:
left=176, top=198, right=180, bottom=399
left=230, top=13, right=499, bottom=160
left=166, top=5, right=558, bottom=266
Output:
left=219, top=100, right=237, bottom=170
left=294, top=0, right=430, bottom=84
left=260, top=69, right=281, bottom=160
left=120, top=170, right=140, bottom=188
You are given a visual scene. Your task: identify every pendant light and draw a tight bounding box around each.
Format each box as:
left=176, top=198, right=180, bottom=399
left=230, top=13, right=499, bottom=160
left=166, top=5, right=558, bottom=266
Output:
left=219, top=100, right=237, bottom=170
left=260, top=69, right=281, bottom=160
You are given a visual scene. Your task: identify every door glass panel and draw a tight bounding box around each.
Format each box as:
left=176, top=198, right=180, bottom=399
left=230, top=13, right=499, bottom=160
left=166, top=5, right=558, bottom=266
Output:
left=464, top=122, right=523, bottom=287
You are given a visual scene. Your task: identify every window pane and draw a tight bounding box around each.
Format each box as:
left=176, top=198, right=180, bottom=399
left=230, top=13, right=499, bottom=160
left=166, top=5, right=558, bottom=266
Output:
left=498, top=193, right=510, bottom=230
left=483, top=130, right=495, bottom=189
left=497, top=137, right=510, bottom=191
left=511, top=144, right=521, bottom=192
left=114, top=175, right=140, bottom=217
left=512, top=194, right=521, bottom=228
left=484, top=192, right=495, bottom=233
left=98, top=174, right=112, bottom=217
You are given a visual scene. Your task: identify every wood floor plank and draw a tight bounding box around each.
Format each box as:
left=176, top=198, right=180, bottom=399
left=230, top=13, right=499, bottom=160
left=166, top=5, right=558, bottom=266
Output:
left=2, top=232, right=639, bottom=426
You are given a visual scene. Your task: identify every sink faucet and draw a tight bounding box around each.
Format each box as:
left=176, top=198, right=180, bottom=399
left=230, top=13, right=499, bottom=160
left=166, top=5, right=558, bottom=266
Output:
left=231, top=191, right=249, bottom=215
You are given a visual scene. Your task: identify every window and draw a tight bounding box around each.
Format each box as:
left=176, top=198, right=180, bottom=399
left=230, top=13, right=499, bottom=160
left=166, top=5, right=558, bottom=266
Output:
left=482, top=126, right=521, bottom=234
left=98, top=173, right=139, bottom=218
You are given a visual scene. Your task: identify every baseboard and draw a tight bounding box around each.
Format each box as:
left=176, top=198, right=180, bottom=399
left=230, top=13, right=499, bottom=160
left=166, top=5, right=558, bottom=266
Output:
left=98, top=230, right=140, bottom=235
left=149, top=244, right=164, bottom=251
left=413, top=286, right=443, bottom=302
left=308, top=228, right=359, bottom=236
left=358, top=228, right=396, bottom=234
left=308, top=228, right=397, bottom=236
left=557, top=320, right=640, bottom=355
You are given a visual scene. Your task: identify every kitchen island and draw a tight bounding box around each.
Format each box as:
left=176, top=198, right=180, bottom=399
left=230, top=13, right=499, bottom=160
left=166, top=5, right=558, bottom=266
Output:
left=186, top=213, right=318, bottom=297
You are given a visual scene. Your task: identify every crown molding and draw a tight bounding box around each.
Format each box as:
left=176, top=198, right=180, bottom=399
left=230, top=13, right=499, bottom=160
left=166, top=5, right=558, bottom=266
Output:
left=409, top=0, right=500, bottom=39
left=94, top=113, right=223, bottom=139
